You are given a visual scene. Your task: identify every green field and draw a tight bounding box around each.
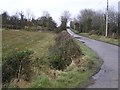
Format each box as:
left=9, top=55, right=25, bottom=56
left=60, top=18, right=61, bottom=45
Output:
left=3, top=30, right=56, bottom=58
left=2, top=30, right=101, bottom=88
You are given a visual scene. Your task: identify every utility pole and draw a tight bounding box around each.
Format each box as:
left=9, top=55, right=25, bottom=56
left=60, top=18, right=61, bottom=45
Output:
left=105, top=0, right=109, bottom=37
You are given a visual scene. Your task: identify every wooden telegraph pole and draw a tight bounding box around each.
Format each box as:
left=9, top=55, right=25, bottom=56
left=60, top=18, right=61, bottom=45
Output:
left=105, top=0, right=109, bottom=37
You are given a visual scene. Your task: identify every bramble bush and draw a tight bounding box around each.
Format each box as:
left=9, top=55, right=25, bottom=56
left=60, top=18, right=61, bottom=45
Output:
left=2, top=50, right=33, bottom=84
left=49, top=31, right=82, bottom=70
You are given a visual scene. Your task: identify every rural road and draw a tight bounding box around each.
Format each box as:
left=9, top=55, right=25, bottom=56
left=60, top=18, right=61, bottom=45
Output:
left=67, top=29, right=119, bottom=88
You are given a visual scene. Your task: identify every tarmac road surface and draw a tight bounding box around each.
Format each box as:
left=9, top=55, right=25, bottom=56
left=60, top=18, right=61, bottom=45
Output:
left=67, top=29, right=119, bottom=88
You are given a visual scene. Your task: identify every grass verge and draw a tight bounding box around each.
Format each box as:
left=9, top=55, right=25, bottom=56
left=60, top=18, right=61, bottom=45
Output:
left=72, top=29, right=119, bottom=46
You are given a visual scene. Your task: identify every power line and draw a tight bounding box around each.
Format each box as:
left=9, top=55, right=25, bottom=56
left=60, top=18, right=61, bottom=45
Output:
left=92, top=0, right=105, bottom=10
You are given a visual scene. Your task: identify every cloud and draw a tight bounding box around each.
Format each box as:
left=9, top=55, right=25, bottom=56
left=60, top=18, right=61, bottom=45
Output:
left=0, top=0, right=118, bottom=24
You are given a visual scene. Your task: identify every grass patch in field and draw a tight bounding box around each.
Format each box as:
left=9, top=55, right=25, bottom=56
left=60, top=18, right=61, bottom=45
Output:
left=30, top=75, right=51, bottom=88
left=2, top=30, right=56, bottom=58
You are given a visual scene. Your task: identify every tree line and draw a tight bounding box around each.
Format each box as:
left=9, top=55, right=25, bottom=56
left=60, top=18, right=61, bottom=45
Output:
left=0, top=10, right=70, bottom=32
left=1, top=11, right=57, bottom=30
left=1, top=8, right=119, bottom=37
left=70, top=8, right=119, bottom=38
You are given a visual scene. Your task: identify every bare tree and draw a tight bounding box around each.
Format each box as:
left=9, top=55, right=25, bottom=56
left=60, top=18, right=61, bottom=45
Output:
left=60, top=11, right=71, bottom=30
left=77, top=9, right=95, bottom=33
left=75, top=8, right=118, bottom=37
left=26, top=9, right=33, bottom=21
left=42, top=11, right=50, bottom=19
left=26, top=9, right=34, bottom=29
left=108, top=8, right=118, bottom=37
left=92, top=11, right=105, bottom=35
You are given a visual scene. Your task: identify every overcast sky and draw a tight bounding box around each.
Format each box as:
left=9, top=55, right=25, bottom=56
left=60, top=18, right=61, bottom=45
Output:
left=0, top=0, right=119, bottom=25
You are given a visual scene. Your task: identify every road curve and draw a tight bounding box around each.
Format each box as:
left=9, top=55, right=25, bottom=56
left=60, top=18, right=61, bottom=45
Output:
left=67, top=29, right=119, bottom=88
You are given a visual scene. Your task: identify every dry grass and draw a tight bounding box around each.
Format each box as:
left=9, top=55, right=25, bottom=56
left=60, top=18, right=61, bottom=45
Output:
left=3, top=30, right=56, bottom=58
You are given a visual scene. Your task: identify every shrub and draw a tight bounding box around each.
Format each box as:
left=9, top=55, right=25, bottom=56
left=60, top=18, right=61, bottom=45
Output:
left=54, top=28, right=62, bottom=33
left=89, top=30, right=102, bottom=35
left=87, top=60, right=95, bottom=69
left=2, top=50, right=33, bottom=84
left=89, top=30, right=95, bottom=35
left=49, top=31, right=82, bottom=70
